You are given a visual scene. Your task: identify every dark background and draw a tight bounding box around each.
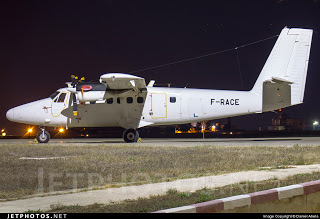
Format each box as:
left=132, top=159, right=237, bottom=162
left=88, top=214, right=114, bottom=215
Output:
left=1, top=0, right=319, bottom=135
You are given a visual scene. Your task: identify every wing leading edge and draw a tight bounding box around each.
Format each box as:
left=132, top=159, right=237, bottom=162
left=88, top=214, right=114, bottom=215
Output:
left=99, top=73, right=147, bottom=92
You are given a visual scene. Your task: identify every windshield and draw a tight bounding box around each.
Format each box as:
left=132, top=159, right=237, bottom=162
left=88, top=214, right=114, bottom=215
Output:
left=56, top=93, right=66, bottom=103
left=50, top=91, right=60, bottom=100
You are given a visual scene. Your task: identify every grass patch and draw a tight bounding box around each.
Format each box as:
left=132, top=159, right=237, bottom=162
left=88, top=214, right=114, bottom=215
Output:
left=47, top=171, right=320, bottom=213
left=0, top=144, right=320, bottom=199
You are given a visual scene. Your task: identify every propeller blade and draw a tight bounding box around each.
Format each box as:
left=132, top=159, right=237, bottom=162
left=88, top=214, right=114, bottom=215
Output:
left=70, top=75, right=85, bottom=116
left=73, top=93, right=78, bottom=116
left=71, top=75, right=79, bottom=87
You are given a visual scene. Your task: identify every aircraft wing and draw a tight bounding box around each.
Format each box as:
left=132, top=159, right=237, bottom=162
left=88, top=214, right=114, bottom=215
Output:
left=99, top=73, right=146, bottom=92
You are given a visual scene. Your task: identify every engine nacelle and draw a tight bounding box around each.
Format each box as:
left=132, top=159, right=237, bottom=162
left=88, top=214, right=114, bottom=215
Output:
left=67, top=82, right=108, bottom=102
left=76, top=91, right=106, bottom=102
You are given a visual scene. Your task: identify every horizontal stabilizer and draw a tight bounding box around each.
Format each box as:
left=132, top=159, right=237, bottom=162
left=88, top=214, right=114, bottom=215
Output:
left=271, top=77, right=293, bottom=84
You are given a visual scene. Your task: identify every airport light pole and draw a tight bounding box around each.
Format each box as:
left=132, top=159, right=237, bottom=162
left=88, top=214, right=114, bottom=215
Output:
left=313, top=121, right=319, bottom=130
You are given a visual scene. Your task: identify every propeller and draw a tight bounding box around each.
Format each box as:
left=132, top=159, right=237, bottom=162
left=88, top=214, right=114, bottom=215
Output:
left=71, top=75, right=85, bottom=116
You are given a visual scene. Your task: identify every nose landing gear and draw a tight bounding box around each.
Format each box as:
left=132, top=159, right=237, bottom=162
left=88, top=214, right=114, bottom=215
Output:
left=36, top=128, right=51, bottom=143
left=123, top=129, right=139, bottom=143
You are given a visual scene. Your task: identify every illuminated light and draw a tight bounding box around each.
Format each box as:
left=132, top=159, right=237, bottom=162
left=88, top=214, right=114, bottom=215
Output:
left=59, top=128, right=64, bottom=133
left=81, top=85, right=92, bottom=91
left=1, top=129, right=4, bottom=132
left=28, top=129, right=33, bottom=133
left=2, top=132, right=6, bottom=136
left=313, top=121, right=319, bottom=130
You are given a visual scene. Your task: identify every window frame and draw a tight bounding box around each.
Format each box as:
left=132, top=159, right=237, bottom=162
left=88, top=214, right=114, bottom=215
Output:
left=57, top=93, right=67, bottom=103
left=137, top=97, right=144, bottom=104
left=127, top=97, right=133, bottom=104
left=170, top=96, right=176, bottom=103
left=106, top=98, right=113, bottom=104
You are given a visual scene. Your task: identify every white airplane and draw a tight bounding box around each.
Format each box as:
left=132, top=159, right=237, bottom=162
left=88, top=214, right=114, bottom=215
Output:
left=6, top=27, right=313, bottom=143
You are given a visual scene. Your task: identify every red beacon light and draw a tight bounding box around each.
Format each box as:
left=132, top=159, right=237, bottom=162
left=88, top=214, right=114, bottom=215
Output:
left=81, top=85, right=93, bottom=92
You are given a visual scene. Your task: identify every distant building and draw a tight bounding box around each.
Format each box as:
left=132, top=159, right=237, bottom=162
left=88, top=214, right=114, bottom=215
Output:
left=268, top=112, right=305, bottom=131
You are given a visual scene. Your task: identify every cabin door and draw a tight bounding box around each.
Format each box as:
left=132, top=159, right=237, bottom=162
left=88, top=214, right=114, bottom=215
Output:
left=151, top=92, right=167, bottom=118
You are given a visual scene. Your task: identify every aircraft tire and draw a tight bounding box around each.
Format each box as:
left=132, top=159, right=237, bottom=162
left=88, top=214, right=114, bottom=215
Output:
left=123, top=129, right=139, bottom=143
left=36, top=130, right=51, bottom=143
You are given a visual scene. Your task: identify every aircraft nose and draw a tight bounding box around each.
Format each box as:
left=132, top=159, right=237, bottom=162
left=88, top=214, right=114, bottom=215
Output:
left=6, top=108, right=14, bottom=122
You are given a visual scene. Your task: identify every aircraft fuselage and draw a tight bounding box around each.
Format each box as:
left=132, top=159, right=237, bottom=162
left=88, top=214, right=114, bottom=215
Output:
left=6, top=87, right=261, bottom=130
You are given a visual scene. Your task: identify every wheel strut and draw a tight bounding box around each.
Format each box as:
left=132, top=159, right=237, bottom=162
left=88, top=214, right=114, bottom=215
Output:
left=36, top=128, right=51, bottom=143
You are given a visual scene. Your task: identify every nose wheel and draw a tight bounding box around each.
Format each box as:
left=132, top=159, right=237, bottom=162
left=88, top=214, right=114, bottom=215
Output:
left=36, top=128, right=51, bottom=143
left=123, top=129, right=139, bottom=143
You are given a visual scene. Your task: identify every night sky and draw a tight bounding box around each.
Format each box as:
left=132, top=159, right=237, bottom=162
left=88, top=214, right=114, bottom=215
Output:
left=1, top=0, right=320, bottom=135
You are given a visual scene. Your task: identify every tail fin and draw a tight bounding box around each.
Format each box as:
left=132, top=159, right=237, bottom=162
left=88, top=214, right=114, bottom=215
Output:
left=251, top=27, right=313, bottom=112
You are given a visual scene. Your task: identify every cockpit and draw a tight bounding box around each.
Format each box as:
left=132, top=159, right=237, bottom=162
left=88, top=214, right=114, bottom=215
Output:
left=50, top=91, right=60, bottom=100
left=50, top=91, right=68, bottom=103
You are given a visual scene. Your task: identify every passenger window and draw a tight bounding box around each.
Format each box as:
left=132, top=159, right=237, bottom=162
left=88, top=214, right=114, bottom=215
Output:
left=57, top=93, right=66, bottom=103
left=137, top=97, right=144, bottom=103
left=117, top=97, right=120, bottom=104
left=170, top=97, right=176, bottom=103
left=127, top=97, right=133, bottom=104
left=107, top=98, right=113, bottom=104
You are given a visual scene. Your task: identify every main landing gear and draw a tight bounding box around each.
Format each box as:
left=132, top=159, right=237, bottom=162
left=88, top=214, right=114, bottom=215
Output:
left=123, top=129, right=139, bottom=143
left=36, top=128, right=51, bottom=143
left=35, top=127, right=138, bottom=143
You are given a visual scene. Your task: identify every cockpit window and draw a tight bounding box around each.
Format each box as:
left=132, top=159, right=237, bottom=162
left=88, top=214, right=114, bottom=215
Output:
left=57, top=93, right=66, bottom=103
left=50, top=91, right=59, bottom=100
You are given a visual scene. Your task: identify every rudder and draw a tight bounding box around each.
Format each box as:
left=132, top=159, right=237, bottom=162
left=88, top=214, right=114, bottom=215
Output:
left=251, top=27, right=313, bottom=112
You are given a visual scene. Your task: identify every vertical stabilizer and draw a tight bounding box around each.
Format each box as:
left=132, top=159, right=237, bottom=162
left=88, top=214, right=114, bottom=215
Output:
left=251, top=27, right=313, bottom=112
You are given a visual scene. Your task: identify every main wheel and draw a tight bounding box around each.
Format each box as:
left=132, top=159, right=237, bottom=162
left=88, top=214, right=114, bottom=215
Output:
left=36, top=130, right=51, bottom=143
left=123, top=129, right=139, bottom=143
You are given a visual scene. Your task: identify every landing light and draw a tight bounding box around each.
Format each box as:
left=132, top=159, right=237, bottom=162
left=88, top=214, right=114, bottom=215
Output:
left=59, top=128, right=64, bottom=133
left=28, top=129, right=33, bottom=133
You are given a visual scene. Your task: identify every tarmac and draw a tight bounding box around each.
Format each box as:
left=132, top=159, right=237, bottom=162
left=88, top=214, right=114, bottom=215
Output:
left=1, top=137, right=320, bottom=212
left=1, top=136, right=320, bottom=147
